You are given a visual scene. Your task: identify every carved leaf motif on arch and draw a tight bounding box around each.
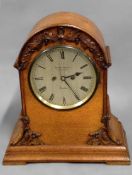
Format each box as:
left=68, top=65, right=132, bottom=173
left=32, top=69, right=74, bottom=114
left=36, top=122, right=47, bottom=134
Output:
left=14, top=26, right=109, bottom=70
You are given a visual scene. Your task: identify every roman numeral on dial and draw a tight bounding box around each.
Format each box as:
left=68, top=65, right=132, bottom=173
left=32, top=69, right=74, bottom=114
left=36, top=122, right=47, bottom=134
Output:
left=83, top=76, right=92, bottom=79
left=37, top=64, right=45, bottom=69
left=60, top=50, right=65, bottom=59
left=46, top=52, right=53, bottom=62
left=35, top=77, right=43, bottom=80
left=80, top=86, right=88, bottom=92
left=39, top=86, right=46, bottom=93
left=80, top=64, right=88, bottom=69
left=63, top=97, right=66, bottom=105
left=49, top=93, right=54, bottom=102
left=72, top=52, right=78, bottom=62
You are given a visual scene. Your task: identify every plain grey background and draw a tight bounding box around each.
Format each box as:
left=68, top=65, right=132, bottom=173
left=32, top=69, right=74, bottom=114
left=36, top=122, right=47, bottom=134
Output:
left=0, top=0, right=132, bottom=174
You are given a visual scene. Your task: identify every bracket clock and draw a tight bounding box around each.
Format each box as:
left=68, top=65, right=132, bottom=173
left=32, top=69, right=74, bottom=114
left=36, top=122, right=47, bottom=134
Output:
left=3, top=12, right=130, bottom=165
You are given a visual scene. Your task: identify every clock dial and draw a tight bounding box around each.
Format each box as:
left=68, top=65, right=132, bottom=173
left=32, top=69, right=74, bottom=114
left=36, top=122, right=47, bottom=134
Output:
left=29, top=46, right=98, bottom=109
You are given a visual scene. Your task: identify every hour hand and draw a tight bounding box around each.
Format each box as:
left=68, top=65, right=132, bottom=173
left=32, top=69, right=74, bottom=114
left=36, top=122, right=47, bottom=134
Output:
left=64, top=72, right=82, bottom=80
left=75, top=72, right=82, bottom=76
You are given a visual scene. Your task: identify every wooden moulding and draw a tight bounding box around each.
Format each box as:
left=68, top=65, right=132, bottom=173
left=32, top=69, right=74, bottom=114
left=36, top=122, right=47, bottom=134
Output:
left=3, top=144, right=130, bottom=165
left=3, top=97, right=130, bottom=165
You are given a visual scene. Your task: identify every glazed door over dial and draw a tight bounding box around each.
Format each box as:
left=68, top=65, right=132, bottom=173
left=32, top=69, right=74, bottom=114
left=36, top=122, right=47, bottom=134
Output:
left=29, top=46, right=98, bottom=109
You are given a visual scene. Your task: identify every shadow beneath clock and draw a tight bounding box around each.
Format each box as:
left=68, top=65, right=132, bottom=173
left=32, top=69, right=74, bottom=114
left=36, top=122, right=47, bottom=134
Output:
left=0, top=88, right=21, bottom=140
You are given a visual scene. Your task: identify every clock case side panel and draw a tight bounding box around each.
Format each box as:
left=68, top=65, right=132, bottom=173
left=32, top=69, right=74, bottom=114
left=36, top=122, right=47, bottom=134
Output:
left=86, top=46, right=128, bottom=146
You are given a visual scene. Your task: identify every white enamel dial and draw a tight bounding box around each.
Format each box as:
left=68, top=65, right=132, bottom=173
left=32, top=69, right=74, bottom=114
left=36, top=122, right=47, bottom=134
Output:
left=29, top=46, right=98, bottom=109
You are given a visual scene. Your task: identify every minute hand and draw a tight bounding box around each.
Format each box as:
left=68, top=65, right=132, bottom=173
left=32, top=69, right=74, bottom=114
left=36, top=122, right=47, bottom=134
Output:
left=63, top=79, right=80, bottom=101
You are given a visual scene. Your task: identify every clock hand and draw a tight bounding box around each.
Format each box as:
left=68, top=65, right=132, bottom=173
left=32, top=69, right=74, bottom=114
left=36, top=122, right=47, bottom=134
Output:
left=75, top=72, right=82, bottom=76
left=61, top=76, right=80, bottom=100
left=64, top=72, right=82, bottom=80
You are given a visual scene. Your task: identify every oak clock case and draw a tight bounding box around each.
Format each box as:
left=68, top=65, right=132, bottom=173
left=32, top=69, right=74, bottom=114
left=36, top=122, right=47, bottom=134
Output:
left=3, top=12, right=130, bottom=165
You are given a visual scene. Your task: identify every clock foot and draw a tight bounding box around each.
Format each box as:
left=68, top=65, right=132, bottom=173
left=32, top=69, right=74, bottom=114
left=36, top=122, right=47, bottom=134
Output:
left=106, top=161, right=130, bottom=165
left=3, top=160, right=27, bottom=165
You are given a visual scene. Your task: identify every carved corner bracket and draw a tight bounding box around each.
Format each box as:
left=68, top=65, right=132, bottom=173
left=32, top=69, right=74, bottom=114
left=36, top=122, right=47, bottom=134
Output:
left=87, top=127, right=116, bottom=145
left=87, top=113, right=124, bottom=146
left=10, top=115, right=44, bottom=146
left=14, top=26, right=110, bottom=71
